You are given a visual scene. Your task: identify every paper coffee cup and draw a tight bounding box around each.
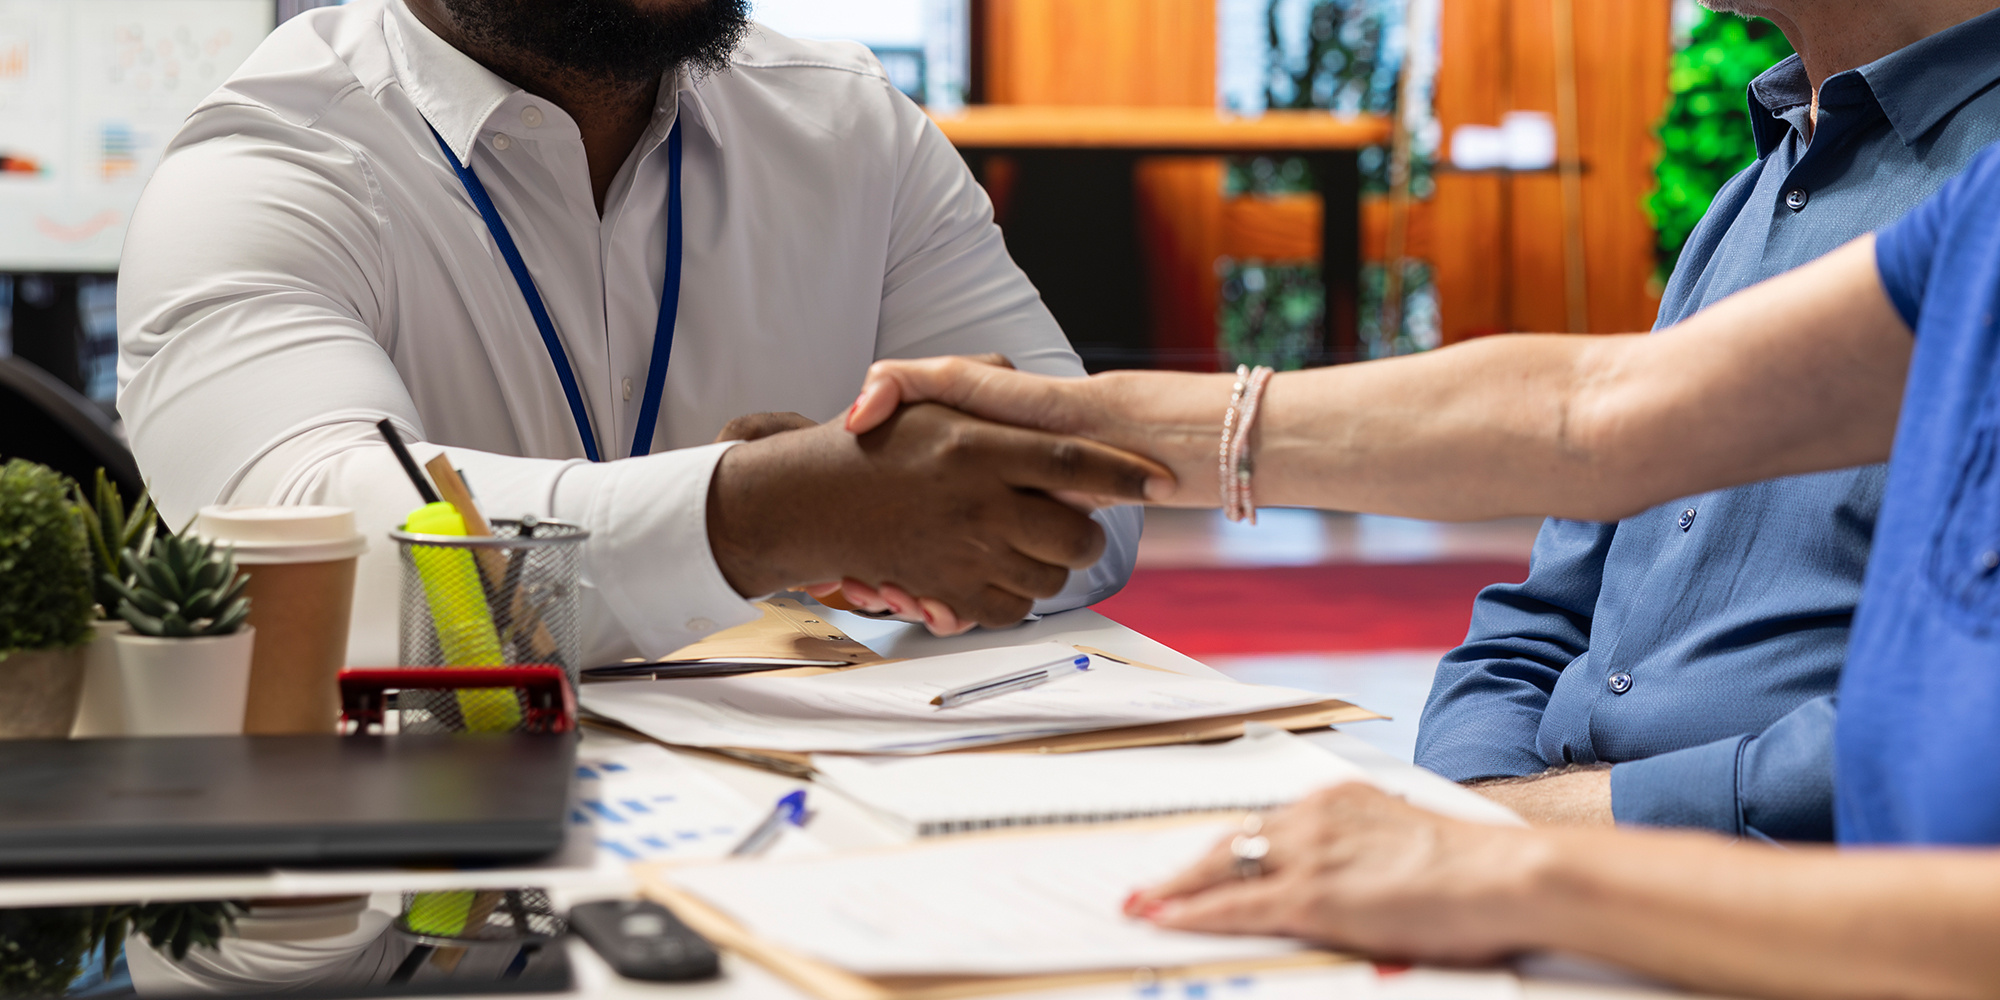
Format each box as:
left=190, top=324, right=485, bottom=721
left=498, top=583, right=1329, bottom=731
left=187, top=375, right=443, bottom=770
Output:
left=197, top=506, right=367, bottom=735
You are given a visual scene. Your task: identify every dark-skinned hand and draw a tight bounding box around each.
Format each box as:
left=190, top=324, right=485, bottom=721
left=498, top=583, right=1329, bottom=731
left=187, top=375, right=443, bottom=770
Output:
left=714, top=411, right=819, bottom=443
left=705, top=402, right=1171, bottom=632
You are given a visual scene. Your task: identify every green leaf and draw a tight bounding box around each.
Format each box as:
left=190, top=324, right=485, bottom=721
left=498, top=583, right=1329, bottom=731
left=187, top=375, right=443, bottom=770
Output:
left=209, top=598, right=251, bottom=636
left=117, top=600, right=166, bottom=637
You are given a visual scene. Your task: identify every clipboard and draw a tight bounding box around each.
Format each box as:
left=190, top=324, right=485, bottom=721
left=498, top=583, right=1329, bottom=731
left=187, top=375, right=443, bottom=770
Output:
left=636, top=820, right=1356, bottom=1000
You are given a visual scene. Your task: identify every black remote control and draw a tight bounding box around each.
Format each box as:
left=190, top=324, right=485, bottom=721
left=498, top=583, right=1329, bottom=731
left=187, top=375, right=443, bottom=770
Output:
left=568, top=900, right=722, bottom=982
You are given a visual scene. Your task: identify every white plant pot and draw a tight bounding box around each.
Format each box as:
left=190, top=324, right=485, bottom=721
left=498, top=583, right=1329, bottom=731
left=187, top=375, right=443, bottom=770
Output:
left=113, top=626, right=256, bottom=736
left=71, top=619, right=130, bottom=737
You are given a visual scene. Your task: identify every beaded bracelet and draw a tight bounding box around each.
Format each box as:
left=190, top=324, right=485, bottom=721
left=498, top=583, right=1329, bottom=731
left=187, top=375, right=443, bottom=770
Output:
left=1219, top=364, right=1275, bottom=524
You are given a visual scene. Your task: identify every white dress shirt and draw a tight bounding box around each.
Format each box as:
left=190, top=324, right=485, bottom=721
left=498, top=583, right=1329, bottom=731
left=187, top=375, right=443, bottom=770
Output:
left=118, top=0, right=1139, bottom=668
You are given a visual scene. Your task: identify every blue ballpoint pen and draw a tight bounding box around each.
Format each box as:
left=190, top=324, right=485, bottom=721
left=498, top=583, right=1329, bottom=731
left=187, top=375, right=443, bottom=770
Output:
left=929, top=654, right=1092, bottom=709
left=730, top=789, right=809, bottom=857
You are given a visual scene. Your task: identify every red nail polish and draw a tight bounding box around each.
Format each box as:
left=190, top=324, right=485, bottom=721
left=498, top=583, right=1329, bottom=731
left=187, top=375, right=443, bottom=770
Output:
left=1122, top=891, right=1141, bottom=913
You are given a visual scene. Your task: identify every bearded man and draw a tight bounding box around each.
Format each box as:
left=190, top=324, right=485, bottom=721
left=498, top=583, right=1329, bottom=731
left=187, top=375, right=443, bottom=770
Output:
left=117, top=0, right=1150, bottom=666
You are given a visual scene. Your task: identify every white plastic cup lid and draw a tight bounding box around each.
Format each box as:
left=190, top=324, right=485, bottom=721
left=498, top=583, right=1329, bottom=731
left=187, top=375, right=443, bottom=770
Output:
left=195, top=506, right=369, bottom=565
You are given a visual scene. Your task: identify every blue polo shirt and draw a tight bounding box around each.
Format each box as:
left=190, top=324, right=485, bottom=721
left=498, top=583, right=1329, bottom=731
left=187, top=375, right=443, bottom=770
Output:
left=1842, top=145, right=2000, bottom=844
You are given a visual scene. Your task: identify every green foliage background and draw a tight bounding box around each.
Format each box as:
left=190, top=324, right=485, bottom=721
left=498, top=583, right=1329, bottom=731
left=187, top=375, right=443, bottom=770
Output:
left=0, top=460, right=92, bottom=655
left=1648, top=12, right=1794, bottom=281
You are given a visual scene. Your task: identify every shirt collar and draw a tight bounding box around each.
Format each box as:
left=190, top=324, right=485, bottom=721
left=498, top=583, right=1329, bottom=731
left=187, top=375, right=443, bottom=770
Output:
left=1859, top=7, right=2000, bottom=147
left=1746, top=55, right=1810, bottom=158
left=383, top=0, right=726, bottom=164
left=1745, top=8, right=2000, bottom=157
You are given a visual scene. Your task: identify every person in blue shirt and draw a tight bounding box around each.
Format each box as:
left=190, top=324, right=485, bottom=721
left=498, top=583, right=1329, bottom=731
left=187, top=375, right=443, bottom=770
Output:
left=1414, top=0, right=2000, bottom=839
left=844, top=138, right=2000, bottom=995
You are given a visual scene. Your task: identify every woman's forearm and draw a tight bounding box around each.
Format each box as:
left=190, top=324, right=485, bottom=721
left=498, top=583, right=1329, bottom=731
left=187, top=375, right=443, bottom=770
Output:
left=1086, top=336, right=1644, bottom=519
left=1519, top=830, right=2000, bottom=1000
left=853, top=237, right=1906, bottom=520
left=1089, top=239, right=1906, bottom=521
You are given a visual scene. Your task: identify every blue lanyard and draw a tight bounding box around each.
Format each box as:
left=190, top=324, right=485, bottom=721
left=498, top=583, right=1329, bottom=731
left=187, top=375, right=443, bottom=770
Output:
left=429, top=121, right=684, bottom=462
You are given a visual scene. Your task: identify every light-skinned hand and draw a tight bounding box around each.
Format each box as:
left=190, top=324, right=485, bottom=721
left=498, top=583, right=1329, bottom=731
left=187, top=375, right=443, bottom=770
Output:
left=1124, top=783, right=1551, bottom=965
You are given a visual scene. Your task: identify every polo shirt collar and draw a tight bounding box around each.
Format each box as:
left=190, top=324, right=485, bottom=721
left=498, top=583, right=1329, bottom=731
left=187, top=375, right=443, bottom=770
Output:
left=382, top=0, right=726, bottom=165
left=1745, top=8, right=2000, bottom=158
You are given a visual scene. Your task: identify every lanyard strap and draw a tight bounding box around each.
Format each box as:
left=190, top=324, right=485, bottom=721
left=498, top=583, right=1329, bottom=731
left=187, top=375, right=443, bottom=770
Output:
left=428, top=121, right=684, bottom=462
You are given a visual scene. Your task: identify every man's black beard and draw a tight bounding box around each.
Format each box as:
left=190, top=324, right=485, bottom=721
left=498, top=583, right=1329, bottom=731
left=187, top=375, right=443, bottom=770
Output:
left=442, top=0, right=751, bottom=85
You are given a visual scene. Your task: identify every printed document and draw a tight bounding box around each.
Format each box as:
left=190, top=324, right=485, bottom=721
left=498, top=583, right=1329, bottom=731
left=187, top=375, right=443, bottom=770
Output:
left=663, top=819, right=1302, bottom=975
left=581, top=642, right=1328, bottom=754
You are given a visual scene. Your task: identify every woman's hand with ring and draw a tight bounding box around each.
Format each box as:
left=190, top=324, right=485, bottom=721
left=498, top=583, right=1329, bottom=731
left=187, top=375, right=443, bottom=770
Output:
left=1124, top=783, right=1556, bottom=964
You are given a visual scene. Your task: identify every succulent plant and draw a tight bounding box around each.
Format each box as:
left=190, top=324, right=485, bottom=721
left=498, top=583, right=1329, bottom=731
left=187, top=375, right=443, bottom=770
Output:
left=0, top=460, right=94, bottom=656
left=69, top=470, right=157, bottom=621
left=107, top=532, right=251, bottom=639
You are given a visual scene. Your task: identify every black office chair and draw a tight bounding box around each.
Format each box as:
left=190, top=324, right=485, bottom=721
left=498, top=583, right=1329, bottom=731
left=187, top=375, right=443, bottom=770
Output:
left=0, top=355, right=143, bottom=499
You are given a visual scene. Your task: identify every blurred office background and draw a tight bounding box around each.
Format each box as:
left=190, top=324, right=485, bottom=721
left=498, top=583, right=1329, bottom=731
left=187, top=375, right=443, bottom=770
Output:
left=0, top=0, right=1794, bottom=756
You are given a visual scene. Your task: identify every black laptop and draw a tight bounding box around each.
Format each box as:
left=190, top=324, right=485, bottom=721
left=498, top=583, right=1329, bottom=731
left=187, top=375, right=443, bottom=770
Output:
left=0, top=734, right=576, bottom=872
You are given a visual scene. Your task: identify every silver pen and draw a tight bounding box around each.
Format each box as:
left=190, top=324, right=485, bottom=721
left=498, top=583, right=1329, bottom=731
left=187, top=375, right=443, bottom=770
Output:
left=729, top=789, right=808, bottom=856
left=929, top=653, right=1092, bottom=709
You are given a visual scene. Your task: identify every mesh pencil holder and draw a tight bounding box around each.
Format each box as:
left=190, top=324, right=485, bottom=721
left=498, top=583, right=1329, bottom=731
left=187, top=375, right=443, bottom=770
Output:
left=390, top=519, right=587, bottom=734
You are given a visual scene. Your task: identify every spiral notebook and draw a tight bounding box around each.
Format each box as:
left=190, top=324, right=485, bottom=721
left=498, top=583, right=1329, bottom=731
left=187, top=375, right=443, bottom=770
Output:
left=810, top=726, right=1369, bottom=836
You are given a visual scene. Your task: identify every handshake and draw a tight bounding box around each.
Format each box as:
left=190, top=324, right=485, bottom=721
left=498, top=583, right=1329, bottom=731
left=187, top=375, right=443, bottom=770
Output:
left=704, top=354, right=1181, bottom=636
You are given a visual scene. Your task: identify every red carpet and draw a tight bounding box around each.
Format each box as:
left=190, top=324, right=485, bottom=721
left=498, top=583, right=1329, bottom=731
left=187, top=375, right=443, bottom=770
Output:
left=1095, top=562, right=1531, bottom=656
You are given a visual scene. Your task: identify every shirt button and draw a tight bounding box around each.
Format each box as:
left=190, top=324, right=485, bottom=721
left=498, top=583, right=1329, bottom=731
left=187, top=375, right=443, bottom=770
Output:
left=1608, top=671, right=1634, bottom=695
left=622, top=378, right=634, bottom=401
left=521, top=105, right=544, bottom=128
left=1785, top=188, right=1809, bottom=211
left=1982, top=550, right=2000, bottom=572
left=492, top=133, right=512, bottom=150
left=686, top=617, right=716, bottom=633
left=1678, top=508, right=1697, bottom=532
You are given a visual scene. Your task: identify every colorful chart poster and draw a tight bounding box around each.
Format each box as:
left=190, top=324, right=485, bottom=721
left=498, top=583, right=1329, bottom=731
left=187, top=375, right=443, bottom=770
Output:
left=0, top=0, right=271, bottom=271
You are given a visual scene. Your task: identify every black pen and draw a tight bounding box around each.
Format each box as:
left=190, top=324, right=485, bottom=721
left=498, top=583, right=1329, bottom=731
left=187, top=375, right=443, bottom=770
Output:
left=376, top=419, right=442, bottom=505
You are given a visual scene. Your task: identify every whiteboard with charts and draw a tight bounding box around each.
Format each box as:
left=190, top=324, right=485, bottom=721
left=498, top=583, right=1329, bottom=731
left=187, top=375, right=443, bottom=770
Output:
left=0, top=0, right=272, bottom=271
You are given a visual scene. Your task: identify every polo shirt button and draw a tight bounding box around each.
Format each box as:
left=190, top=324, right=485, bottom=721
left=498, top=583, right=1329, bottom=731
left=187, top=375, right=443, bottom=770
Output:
left=1785, top=188, right=1809, bottom=211
left=1607, top=671, right=1633, bottom=695
left=1678, top=508, right=1697, bottom=531
left=687, top=617, right=716, bottom=633
left=521, top=105, right=544, bottom=128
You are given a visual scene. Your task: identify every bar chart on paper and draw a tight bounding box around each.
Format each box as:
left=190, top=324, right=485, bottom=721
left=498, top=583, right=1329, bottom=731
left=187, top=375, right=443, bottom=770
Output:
left=0, top=0, right=271, bottom=271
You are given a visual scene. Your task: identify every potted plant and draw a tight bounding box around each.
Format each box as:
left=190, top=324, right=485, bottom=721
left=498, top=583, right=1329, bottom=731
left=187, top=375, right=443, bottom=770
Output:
left=107, top=532, right=255, bottom=736
left=0, top=900, right=242, bottom=996
left=69, top=470, right=157, bottom=737
left=0, top=460, right=95, bottom=738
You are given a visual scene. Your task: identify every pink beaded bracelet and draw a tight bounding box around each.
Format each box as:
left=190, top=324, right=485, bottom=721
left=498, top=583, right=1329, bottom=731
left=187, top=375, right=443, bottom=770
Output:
left=1219, top=364, right=1275, bottom=524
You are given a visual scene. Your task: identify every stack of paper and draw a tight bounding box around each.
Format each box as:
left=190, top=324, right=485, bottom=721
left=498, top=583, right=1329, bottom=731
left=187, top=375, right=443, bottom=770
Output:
left=581, top=642, right=1330, bottom=755
left=813, top=726, right=1370, bottom=835
left=658, top=819, right=1302, bottom=976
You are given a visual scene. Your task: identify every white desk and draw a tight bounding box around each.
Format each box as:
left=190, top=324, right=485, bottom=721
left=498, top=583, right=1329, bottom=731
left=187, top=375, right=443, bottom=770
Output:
left=0, top=607, right=1703, bottom=999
